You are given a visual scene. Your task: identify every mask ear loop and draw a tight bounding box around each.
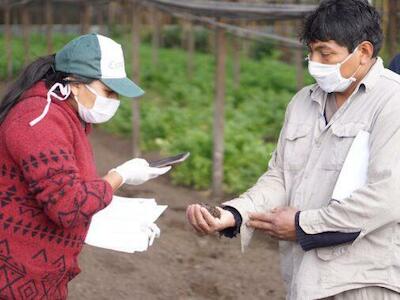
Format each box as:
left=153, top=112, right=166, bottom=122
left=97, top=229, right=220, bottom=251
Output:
left=84, top=84, right=99, bottom=96
left=337, top=46, right=359, bottom=68
left=29, top=83, right=71, bottom=126
left=339, top=46, right=361, bottom=81
left=348, top=64, right=362, bottom=82
left=84, top=84, right=120, bottom=104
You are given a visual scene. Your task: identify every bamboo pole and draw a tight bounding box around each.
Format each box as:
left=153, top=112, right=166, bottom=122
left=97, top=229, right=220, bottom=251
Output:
left=388, top=0, right=398, bottom=59
left=61, top=6, right=67, bottom=34
left=212, top=25, right=227, bottom=200
left=131, top=1, right=142, bottom=157
left=45, top=0, right=53, bottom=54
left=108, top=1, right=117, bottom=29
left=81, top=1, right=93, bottom=34
left=22, top=3, right=31, bottom=66
left=294, top=47, right=304, bottom=91
left=186, top=21, right=195, bottom=79
left=294, top=16, right=304, bottom=91
left=97, top=4, right=105, bottom=34
left=121, top=0, right=129, bottom=29
left=151, top=6, right=161, bottom=67
left=382, top=0, right=389, bottom=57
left=232, top=35, right=241, bottom=89
left=4, top=0, right=12, bottom=79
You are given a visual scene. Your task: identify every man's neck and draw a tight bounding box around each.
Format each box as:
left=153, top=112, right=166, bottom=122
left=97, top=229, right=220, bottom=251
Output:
left=334, top=58, right=377, bottom=108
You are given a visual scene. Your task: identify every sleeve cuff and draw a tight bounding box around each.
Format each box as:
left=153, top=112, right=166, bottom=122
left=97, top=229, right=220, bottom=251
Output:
left=102, top=179, right=114, bottom=207
left=295, top=211, right=312, bottom=251
left=296, top=211, right=361, bottom=251
left=219, top=206, right=242, bottom=238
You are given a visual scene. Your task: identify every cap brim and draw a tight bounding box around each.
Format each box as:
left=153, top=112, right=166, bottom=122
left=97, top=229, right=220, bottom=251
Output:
left=101, top=77, right=145, bottom=98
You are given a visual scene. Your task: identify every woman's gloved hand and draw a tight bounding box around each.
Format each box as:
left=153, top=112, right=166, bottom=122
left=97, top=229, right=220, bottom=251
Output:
left=110, top=158, right=171, bottom=186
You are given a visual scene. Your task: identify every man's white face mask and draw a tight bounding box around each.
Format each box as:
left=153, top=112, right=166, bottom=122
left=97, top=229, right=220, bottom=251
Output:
left=74, top=85, right=120, bottom=124
left=307, top=46, right=361, bottom=93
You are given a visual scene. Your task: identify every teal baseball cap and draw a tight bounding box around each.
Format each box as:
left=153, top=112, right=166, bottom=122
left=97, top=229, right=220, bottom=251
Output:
left=55, top=33, right=144, bottom=98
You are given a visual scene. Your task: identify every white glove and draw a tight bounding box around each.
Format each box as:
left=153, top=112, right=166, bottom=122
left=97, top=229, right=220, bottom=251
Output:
left=111, top=158, right=171, bottom=186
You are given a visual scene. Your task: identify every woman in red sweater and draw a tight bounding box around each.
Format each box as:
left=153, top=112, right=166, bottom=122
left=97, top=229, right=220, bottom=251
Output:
left=0, top=34, right=170, bottom=299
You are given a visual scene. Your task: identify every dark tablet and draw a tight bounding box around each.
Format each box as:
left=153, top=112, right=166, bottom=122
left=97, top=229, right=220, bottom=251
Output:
left=149, top=152, right=190, bottom=168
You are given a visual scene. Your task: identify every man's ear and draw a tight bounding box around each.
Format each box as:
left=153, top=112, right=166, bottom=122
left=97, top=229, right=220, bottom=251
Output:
left=359, top=41, right=374, bottom=65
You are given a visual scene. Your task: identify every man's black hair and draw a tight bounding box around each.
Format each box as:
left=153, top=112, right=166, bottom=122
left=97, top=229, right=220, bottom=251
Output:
left=300, top=0, right=383, bottom=57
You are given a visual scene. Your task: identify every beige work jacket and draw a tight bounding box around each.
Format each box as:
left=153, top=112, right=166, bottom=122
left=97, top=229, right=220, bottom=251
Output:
left=224, top=58, right=400, bottom=299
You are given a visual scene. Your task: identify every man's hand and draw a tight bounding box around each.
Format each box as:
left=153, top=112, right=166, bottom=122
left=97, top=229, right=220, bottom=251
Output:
left=186, top=204, right=235, bottom=235
left=247, top=207, right=299, bottom=241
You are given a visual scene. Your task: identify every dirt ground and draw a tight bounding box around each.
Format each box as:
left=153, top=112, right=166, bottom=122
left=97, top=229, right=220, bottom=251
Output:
left=68, top=128, right=286, bottom=300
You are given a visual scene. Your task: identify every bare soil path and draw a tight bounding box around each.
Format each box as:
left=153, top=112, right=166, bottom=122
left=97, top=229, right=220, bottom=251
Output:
left=66, top=128, right=286, bottom=300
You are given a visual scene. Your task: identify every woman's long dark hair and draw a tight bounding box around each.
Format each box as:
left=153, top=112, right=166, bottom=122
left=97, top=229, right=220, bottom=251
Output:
left=0, top=54, right=93, bottom=125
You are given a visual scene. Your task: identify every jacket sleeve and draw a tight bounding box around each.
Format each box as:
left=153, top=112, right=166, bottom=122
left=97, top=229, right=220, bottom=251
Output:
left=295, top=212, right=360, bottom=251
left=299, top=96, right=400, bottom=244
left=4, top=107, right=113, bottom=229
left=222, top=103, right=292, bottom=251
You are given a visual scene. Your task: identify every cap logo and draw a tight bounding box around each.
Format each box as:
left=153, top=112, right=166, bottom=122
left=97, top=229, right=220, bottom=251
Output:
left=108, top=61, right=124, bottom=70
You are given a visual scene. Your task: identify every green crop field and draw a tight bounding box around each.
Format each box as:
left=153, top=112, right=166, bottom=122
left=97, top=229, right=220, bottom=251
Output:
left=0, top=33, right=314, bottom=194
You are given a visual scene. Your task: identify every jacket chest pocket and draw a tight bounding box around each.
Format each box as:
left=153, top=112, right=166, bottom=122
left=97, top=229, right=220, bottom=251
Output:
left=283, top=124, right=312, bottom=171
left=321, top=123, right=365, bottom=171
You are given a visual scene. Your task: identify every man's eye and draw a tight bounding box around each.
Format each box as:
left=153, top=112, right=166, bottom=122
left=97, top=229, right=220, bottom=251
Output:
left=321, top=53, right=331, bottom=57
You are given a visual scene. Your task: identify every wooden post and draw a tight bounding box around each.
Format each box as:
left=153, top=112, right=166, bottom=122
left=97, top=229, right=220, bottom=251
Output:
left=388, top=0, right=398, bottom=59
left=45, top=0, right=53, bottom=54
left=208, top=29, right=215, bottom=54
left=232, top=35, right=241, bottom=89
left=81, top=1, right=93, bottom=34
left=4, top=0, right=12, bottom=79
left=61, top=6, right=67, bottom=34
left=382, top=0, right=389, bottom=56
left=121, top=1, right=128, bottom=29
left=159, top=13, right=165, bottom=47
left=294, top=47, right=304, bottom=91
left=22, top=3, right=31, bottom=66
left=97, top=4, right=105, bottom=34
left=294, top=18, right=304, bottom=91
left=151, top=6, right=161, bottom=67
left=131, top=1, right=141, bottom=157
left=187, top=21, right=195, bottom=79
left=181, top=20, right=187, bottom=49
left=108, top=1, right=117, bottom=30
left=212, top=25, right=226, bottom=200
left=274, top=0, right=291, bottom=60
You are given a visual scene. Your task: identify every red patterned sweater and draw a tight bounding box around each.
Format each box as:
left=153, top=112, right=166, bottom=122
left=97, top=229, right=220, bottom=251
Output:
left=0, top=81, right=113, bottom=299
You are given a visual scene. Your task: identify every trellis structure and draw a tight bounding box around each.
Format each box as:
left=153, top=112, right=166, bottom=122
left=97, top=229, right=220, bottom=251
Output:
left=140, top=0, right=315, bottom=199
left=142, top=0, right=316, bottom=20
left=1, top=0, right=398, bottom=199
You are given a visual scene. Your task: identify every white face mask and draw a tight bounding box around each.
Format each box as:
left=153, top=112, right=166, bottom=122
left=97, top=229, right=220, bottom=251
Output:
left=74, top=85, right=120, bottom=124
left=308, top=47, right=361, bottom=93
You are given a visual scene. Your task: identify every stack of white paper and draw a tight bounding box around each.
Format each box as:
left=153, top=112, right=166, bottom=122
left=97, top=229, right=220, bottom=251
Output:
left=85, top=196, right=167, bottom=253
left=332, top=130, right=370, bottom=201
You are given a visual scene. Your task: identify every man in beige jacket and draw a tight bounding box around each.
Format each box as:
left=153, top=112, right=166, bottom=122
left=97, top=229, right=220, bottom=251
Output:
left=186, top=0, right=400, bottom=299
